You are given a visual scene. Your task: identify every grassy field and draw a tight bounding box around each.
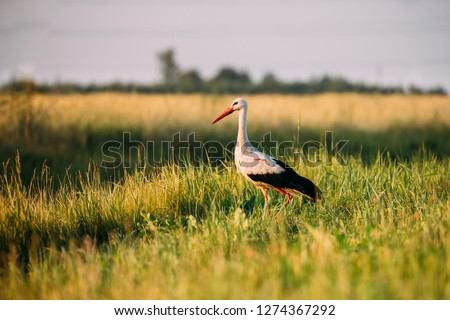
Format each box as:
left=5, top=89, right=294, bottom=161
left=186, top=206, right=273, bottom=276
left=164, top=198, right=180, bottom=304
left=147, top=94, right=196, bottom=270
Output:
left=1, top=93, right=449, bottom=180
left=0, top=93, right=449, bottom=299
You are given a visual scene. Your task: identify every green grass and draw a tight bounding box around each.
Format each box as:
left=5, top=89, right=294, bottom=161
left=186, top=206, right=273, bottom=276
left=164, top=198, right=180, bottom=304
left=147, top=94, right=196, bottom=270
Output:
left=1, top=93, right=449, bottom=299
left=1, top=151, right=449, bottom=299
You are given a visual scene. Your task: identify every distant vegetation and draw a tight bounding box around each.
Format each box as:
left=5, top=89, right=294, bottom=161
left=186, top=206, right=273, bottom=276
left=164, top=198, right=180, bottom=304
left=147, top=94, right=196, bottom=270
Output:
left=1, top=49, right=447, bottom=95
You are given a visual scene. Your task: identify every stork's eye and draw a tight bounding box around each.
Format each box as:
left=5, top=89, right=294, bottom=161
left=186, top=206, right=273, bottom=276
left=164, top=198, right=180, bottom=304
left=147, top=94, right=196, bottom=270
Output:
left=232, top=101, right=238, bottom=106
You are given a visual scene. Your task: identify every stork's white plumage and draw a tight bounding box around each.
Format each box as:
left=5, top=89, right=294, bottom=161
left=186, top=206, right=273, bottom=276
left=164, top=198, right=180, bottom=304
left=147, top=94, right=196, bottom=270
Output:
left=212, top=98, right=321, bottom=212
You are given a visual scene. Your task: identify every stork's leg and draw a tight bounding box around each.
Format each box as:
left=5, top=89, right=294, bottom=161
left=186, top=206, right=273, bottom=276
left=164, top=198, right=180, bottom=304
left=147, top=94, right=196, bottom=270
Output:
left=284, top=193, right=293, bottom=206
left=260, top=187, right=270, bottom=215
left=273, top=187, right=292, bottom=206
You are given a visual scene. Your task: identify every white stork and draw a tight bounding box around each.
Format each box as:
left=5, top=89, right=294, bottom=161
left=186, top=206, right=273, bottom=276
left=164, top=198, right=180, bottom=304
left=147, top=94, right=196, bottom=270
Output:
left=211, top=98, right=321, bottom=212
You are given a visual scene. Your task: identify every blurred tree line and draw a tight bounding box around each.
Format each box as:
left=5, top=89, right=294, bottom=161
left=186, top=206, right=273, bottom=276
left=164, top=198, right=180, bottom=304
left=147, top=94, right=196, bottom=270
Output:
left=2, top=48, right=447, bottom=95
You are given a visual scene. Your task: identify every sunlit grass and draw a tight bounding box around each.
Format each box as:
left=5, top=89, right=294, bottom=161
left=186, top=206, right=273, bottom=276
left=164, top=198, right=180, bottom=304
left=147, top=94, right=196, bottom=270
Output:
left=0, top=151, right=449, bottom=299
left=2, top=93, right=449, bottom=134
left=0, top=93, right=449, bottom=299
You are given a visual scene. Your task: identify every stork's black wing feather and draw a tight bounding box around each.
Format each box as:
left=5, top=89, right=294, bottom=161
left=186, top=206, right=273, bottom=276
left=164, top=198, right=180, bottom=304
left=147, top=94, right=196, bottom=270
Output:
left=247, top=159, right=322, bottom=201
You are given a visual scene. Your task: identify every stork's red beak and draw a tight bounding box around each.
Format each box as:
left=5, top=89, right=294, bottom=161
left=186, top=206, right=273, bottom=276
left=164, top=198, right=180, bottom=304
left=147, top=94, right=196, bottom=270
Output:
left=211, top=107, right=235, bottom=124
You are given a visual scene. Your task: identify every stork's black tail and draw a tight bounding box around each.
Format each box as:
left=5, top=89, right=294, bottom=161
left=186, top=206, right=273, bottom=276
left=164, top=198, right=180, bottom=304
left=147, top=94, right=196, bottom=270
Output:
left=274, top=159, right=322, bottom=202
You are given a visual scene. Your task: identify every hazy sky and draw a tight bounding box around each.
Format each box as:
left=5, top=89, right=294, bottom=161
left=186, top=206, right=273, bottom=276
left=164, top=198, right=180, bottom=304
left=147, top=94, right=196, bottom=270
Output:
left=1, top=0, right=450, bottom=90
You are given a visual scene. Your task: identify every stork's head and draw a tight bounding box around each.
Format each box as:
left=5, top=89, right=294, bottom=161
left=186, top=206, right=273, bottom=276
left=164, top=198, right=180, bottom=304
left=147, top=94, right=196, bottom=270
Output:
left=211, top=98, right=248, bottom=124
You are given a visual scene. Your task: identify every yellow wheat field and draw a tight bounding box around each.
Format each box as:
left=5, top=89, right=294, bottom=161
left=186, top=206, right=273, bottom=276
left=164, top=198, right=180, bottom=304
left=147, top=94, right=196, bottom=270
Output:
left=2, top=93, right=449, bottom=134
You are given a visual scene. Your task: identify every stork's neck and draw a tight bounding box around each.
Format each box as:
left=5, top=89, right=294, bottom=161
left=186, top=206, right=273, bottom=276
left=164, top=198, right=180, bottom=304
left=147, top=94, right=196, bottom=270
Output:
left=237, top=107, right=250, bottom=148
